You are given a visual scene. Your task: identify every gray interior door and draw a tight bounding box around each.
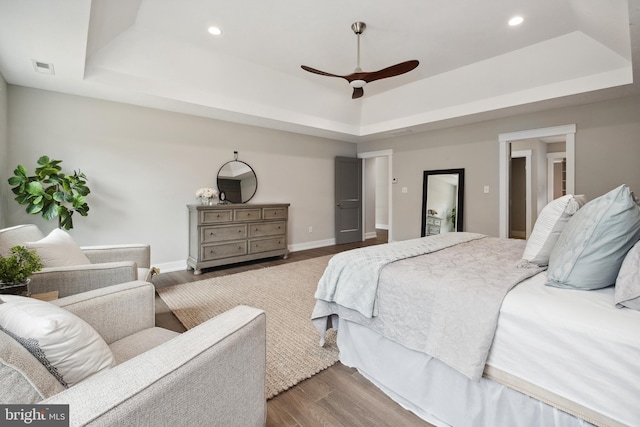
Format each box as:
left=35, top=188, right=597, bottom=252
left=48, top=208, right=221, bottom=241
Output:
left=335, top=156, right=363, bottom=244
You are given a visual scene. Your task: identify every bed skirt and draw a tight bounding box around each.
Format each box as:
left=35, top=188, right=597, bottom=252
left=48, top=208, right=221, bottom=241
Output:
left=337, top=319, right=601, bottom=427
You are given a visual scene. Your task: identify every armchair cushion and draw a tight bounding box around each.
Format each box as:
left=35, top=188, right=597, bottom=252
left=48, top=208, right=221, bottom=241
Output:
left=25, top=228, right=91, bottom=267
left=0, top=295, right=116, bottom=387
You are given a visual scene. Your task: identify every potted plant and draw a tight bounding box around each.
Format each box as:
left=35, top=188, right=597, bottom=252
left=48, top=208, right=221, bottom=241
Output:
left=8, top=155, right=90, bottom=230
left=0, top=246, right=43, bottom=295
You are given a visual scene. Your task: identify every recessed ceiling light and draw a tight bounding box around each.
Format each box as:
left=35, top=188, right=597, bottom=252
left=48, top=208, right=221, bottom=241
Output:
left=508, top=16, right=524, bottom=26
left=208, top=26, right=222, bottom=36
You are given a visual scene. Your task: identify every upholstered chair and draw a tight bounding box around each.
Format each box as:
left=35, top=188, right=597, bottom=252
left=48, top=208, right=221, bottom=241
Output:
left=0, top=281, right=267, bottom=426
left=0, top=224, right=152, bottom=297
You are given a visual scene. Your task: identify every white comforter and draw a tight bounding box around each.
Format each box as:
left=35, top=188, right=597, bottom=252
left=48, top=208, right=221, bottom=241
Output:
left=312, top=236, right=544, bottom=380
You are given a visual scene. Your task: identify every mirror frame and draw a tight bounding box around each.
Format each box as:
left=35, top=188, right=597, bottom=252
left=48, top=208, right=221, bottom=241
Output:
left=421, top=168, right=465, bottom=237
left=216, top=160, right=258, bottom=204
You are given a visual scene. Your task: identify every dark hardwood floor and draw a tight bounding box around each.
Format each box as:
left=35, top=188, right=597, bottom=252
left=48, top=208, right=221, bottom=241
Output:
left=152, top=229, right=433, bottom=427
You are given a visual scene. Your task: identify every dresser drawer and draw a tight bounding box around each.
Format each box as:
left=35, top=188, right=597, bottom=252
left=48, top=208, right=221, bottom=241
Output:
left=234, top=208, right=262, bottom=221
left=201, top=241, right=247, bottom=261
left=248, top=221, right=285, bottom=238
left=201, top=224, right=247, bottom=243
left=249, top=237, right=286, bottom=254
left=427, top=226, right=441, bottom=235
left=426, top=217, right=441, bottom=226
left=263, top=207, right=287, bottom=220
left=201, top=210, right=233, bottom=224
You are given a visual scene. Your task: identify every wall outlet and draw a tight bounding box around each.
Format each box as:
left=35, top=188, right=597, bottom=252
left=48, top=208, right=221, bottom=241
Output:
left=308, top=226, right=313, bottom=233
left=484, top=185, right=490, bottom=194
left=402, top=187, right=408, bottom=193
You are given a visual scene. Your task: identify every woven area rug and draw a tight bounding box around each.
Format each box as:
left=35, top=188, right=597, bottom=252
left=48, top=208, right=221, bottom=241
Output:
left=156, top=255, right=338, bottom=399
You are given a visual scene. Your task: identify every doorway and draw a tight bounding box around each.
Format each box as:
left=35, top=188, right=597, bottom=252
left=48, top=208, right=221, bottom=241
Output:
left=498, top=125, right=576, bottom=238
left=358, top=149, right=393, bottom=243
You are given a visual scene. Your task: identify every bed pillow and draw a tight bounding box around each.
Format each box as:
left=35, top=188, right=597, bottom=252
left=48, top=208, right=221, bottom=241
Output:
left=25, top=228, right=91, bottom=267
left=615, top=240, right=640, bottom=310
left=0, top=295, right=115, bottom=387
left=520, top=194, right=586, bottom=266
left=547, top=185, right=640, bottom=290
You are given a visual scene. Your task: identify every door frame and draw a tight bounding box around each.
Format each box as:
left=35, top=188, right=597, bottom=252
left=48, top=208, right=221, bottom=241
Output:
left=498, top=124, right=576, bottom=238
left=358, top=149, right=393, bottom=242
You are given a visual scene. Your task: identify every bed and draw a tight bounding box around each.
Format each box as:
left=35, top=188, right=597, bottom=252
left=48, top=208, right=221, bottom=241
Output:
left=311, top=186, right=640, bottom=427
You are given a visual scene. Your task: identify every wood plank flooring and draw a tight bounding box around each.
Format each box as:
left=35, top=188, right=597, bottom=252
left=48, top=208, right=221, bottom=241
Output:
left=152, top=230, right=433, bottom=427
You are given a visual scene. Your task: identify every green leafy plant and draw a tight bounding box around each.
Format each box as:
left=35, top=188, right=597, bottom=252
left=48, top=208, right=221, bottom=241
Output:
left=0, top=246, right=43, bottom=284
left=8, top=156, right=90, bottom=230
left=449, top=207, right=457, bottom=228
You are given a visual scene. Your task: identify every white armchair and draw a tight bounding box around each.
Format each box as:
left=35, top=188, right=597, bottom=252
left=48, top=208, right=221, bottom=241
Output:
left=0, top=281, right=267, bottom=426
left=0, top=224, right=152, bottom=297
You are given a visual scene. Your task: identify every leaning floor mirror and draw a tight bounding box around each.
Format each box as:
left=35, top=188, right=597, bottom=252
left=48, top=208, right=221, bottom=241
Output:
left=421, top=169, right=465, bottom=237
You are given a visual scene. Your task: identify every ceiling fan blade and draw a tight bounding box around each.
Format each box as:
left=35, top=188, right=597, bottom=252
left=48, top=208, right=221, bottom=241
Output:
left=363, top=60, right=420, bottom=83
left=301, top=65, right=347, bottom=80
left=352, top=87, right=364, bottom=99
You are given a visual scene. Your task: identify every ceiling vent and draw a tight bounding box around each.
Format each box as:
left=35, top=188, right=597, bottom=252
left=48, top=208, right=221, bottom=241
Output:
left=31, top=59, right=55, bottom=75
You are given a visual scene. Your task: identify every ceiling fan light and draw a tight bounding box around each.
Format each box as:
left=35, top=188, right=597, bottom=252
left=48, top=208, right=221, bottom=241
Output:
left=350, top=79, right=366, bottom=88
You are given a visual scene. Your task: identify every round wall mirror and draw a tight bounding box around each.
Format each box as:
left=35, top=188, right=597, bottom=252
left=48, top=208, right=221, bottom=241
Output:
left=217, top=160, right=258, bottom=203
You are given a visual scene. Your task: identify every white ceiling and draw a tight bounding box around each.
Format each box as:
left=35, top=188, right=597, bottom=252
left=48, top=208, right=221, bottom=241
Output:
left=0, top=0, right=638, bottom=143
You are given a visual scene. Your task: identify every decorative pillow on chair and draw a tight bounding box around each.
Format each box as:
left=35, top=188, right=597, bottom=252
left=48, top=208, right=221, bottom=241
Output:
left=547, top=185, right=640, bottom=290
left=25, top=228, right=91, bottom=267
left=0, top=295, right=115, bottom=387
left=615, top=240, right=640, bottom=310
left=520, top=194, right=586, bottom=266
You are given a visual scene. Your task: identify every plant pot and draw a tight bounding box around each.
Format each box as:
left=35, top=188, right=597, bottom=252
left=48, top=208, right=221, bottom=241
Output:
left=0, top=279, right=30, bottom=296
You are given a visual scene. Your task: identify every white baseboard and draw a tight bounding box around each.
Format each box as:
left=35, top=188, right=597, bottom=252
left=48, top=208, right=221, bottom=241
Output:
left=375, top=223, right=389, bottom=230
left=153, top=260, right=188, bottom=274
left=288, top=238, right=336, bottom=252
left=155, top=238, right=341, bottom=274
left=365, top=231, right=378, bottom=240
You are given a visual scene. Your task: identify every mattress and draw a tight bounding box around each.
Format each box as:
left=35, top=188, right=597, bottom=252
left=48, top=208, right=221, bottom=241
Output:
left=487, top=271, right=640, bottom=426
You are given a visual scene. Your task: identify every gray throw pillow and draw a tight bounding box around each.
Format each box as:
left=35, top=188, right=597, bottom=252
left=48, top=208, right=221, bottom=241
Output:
left=615, top=240, right=640, bottom=310
left=547, top=185, right=640, bottom=290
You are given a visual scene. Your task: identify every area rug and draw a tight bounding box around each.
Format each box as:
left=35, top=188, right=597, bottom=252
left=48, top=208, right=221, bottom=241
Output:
left=156, top=255, right=338, bottom=399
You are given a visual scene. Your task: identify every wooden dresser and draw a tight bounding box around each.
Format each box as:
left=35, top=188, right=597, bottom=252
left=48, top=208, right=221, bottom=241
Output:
left=187, top=203, right=289, bottom=274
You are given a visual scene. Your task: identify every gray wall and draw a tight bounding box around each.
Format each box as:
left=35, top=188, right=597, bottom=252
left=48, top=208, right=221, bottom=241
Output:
left=5, top=86, right=356, bottom=269
left=358, top=94, right=640, bottom=241
left=0, top=73, right=7, bottom=229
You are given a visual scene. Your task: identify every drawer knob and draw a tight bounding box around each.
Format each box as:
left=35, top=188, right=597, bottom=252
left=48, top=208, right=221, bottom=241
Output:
left=217, top=214, right=220, bottom=218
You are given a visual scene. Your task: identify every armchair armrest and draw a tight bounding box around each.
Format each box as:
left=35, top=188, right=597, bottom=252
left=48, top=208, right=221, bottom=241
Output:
left=52, top=280, right=155, bottom=344
left=43, top=305, right=267, bottom=427
left=29, top=262, right=138, bottom=297
left=81, top=244, right=150, bottom=269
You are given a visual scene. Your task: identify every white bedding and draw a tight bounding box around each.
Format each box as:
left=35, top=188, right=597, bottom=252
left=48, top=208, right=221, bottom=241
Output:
left=488, top=271, right=640, bottom=426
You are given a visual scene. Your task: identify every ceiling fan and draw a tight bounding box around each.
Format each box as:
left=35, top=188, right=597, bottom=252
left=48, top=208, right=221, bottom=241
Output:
left=301, top=22, right=419, bottom=99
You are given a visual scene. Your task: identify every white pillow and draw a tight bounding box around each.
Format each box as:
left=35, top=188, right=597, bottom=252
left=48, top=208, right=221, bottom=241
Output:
left=615, top=240, right=640, bottom=310
left=25, top=228, right=91, bottom=267
left=0, top=295, right=115, bottom=387
left=521, top=195, right=586, bottom=266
